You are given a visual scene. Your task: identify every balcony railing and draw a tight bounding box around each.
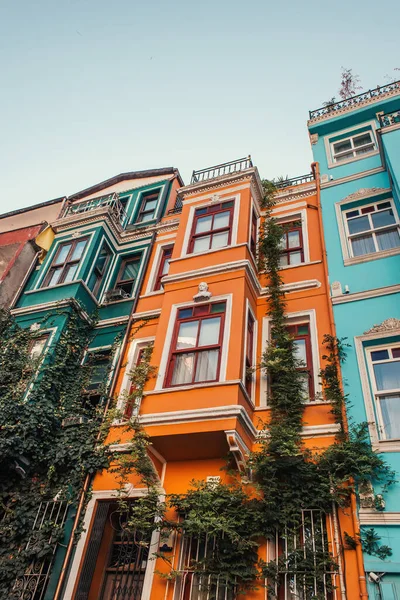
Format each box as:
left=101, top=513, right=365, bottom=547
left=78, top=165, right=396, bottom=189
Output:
left=274, top=173, right=314, bottom=189
left=191, top=156, right=253, bottom=184
left=64, top=192, right=127, bottom=224
left=309, top=80, right=400, bottom=121
left=167, top=196, right=183, bottom=215
left=379, top=108, right=400, bottom=128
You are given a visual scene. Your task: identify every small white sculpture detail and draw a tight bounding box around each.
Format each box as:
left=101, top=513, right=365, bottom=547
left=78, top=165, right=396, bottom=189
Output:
left=193, top=282, right=212, bottom=302
left=30, top=323, right=41, bottom=332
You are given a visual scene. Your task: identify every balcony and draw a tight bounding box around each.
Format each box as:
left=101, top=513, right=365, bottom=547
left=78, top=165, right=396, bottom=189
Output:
left=63, top=193, right=127, bottom=225
left=309, top=80, right=400, bottom=121
left=379, top=109, right=400, bottom=128
left=191, top=156, right=253, bottom=184
left=274, top=173, right=314, bottom=189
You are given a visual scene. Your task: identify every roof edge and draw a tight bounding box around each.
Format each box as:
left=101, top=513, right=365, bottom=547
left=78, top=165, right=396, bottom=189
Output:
left=0, top=197, right=65, bottom=221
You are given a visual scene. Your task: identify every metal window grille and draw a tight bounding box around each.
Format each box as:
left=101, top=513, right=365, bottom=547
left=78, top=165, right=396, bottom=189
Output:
left=270, top=510, right=338, bottom=600
left=174, top=533, right=236, bottom=600
left=13, top=500, right=69, bottom=600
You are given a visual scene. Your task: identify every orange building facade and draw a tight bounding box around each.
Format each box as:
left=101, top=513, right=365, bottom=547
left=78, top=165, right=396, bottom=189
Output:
left=64, top=159, right=366, bottom=600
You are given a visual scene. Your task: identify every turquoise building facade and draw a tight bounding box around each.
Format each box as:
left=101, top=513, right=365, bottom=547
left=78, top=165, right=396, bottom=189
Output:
left=308, top=82, right=400, bottom=598
left=9, top=167, right=182, bottom=600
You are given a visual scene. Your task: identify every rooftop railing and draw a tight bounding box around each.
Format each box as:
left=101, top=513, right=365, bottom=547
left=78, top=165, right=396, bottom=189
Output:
left=274, top=173, right=314, bottom=189
left=379, top=108, right=400, bottom=128
left=191, top=156, right=253, bottom=184
left=64, top=192, right=127, bottom=224
left=309, top=80, right=400, bottom=121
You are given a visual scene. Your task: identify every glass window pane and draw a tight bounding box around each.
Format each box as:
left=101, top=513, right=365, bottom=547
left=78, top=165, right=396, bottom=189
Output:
left=351, top=234, right=375, bottom=256
left=347, top=215, right=371, bottom=235
left=393, top=348, right=400, bottom=359
left=171, top=353, right=195, bottom=385
left=335, top=151, right=354, bottom=162
left=293, top=339, right=307, bottom=365
left=371, top=350, right=389, bottom=361
left=143, top=199, right=157, bottom=211
left=48, top=267, right=63, bottom=286
left=379, top=395, right=400, bottom=439
left=193, top=235, right=211, bottom=253
left=371, top=209, right=396, bottom=229
left=198, top=317, right=221, bottom=346
left=288, top=251, right=302, bottom=265
left=355, top=145, right=374, bottom=156
left=374, top=360, right=400, bottom=391
left=353, top=133, right=372, bottom=147
left=333, top=140, right=352, bottom=154
left=279, top=254, right=289, bottom=267
left=139, top=212, right=154, bottom=222
left=377, top=202, right=391, bottom=210
left=299, top=372, right=310, bottom=399
left=88, top=272, right=98, bottom=290
left=279, top=235, right=287, bottom=249
left=346, top=210, right=359, bottom=218
left=70, top=240, right=87, bottom=261
left=30, top=338, right=47, bottom=359
left=297, top=324, right=309, bottom=335
left=210, top=302, right=226, bottom=314
left=161, top=258, right=171, bottom=276
left=64, top=264, right=78, bottom=283
left=211, top=231, right=229, bottom=249
left=213, top=211, right=230, bottom=230
left=376, top=228, right=400, bottom=251
left=195, top=215, right=212, bottom=234
left=287, top=230, right=300, bottom=248
left=176, top=321, right=199, bottom=349
left=54, top=244, right=72, bottom=265
left=121, top=260, right=139, bottom=281
left=194, top=349, right=219, bottom=382
left=178, top=308, right=193, bottom=319
left=361, top=206, right=375, bottom=214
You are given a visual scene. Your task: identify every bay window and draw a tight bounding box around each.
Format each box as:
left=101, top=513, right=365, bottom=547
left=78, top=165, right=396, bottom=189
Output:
left=87, top=242, right=112, bottom=297
left=165, top=302, right=226, bottom=387
left=189, top=201, right=234, bottom=254
left=368, top=344, right=400, bottom=440
left=43, top=237, right=88, bottom=287
left=344, top=200, right=400, bottom=258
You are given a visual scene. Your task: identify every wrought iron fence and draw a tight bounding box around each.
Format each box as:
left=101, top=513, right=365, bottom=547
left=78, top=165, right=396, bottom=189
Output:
left=168, top=196, right=183, bottom=215
left=274, top=173, right=314, bottom=189
left=191, top=157, right=253, bottom=184
left=64, top=193, right=127, bottom=224
left=309, top=80, right=400, bottom=120
left=379, top=109, right=400, bottom=128
left=13, top=501, right=70, bottom=600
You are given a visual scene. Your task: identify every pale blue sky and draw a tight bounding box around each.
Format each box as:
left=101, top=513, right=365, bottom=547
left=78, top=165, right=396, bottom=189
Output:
left=1, top=0, right=399, bottom=212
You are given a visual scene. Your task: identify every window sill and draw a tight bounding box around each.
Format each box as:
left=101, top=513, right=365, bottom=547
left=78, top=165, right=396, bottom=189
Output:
left=279, top=260, right=321, bottom=271
left=255, top=400, right=331, bottom=410
left=148, top=379, right=244, bottom=395
left=372, top=439, right=400, bottom=453
left=344, top=247, right=400, bottom=266
left=327, top=149, right=379, bottom=169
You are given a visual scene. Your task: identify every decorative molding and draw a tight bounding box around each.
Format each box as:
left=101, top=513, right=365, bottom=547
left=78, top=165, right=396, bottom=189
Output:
left=264, top=279, right=321, bottom=294
left=272, top=185, right=316, bottom=205
left=320, top=167, right=385, bottom=189
left=11, top=298, right=93, bottom=324
left=225, top=430, right=250, bottom=474
left=364, top=318, right=400, bottom=335
left=178, top=168, right=263, bottom=206
left=358, top=510, right=400, bottom=526
left=210, top=193, right=221, bottom=204
left=332, top=283, right=400, bottom=305
left=342, top=187, right=389, bottom=202
left=256, top=423, right=340, bottom=440
left=310, top=133, right=318, bottom=145
left=343, top=246, right=400, bottom=266
left=193, top=282, right=212, bottom=302
left=331, top=281, right=343, bottom=297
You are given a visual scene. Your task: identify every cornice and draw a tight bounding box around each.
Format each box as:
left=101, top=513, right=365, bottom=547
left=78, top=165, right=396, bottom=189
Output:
left=358, top=510, right=400, bottom=526
left=273, top=183, right=316, bottom=204
left=256, top=423, right=340, bottom=440
left=320, top=167, right=385, bottom=189
left=332, top=283, right=400, bottom=305
left=340, top=187, right=390, bottom=204
left=178, top=168, right=263, bottom=205
left=11, top=298, right=93, bottom=324
left=261, top=279, right=322, bottom=295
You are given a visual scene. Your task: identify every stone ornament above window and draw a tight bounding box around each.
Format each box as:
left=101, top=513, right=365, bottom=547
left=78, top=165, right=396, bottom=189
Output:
left=193, top=282, right=212, bottom=302
left=343, top=188, right=388, bottom=202
left=309, top=133, right=318, bottom=145
left=364, top=318, right=400, bottom=335
left=210, top=194, right=221, bottom=204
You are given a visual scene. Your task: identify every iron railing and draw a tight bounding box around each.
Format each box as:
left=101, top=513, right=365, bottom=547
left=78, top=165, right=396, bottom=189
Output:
left=309, top=80, right=400, bottom=121
left=191, top=156, right=253, bottom=184
left=64, top=192, right=127, bottom=224
left=168, top=196, right=183, bottom=215
left=379, top=108, right=400, bottom=128
left=274, top=173, right=314, bottom=189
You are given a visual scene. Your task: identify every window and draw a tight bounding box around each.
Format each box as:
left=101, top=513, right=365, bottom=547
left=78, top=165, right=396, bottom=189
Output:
left=43, top=238, right=88, bottom=287
left=154, top=246, right=173, bottom=291
left=29, top=335, right=49, bottom=359
left=189, top=201, right=234, bottom=254
left=250, top=210, right=258, bottom=257
left=331, top=130, right=375, bottom=163
left=165, top=302, right=226, bottom=387
left=344, top=201, right=400, bottom=257
left=368, top=344, right=400, bottom=440
left=83, top=349, right=112, bottom=407
left=245, top=313, right=255, bottom=396
left=115, top=256, right=141, bottom=297
left=124, top=344, right=153, bottom=419
left=279, top=223, right=304, bottom=267
left=136, top=190, right=159, bottom=223
left=87, top=243, right=112, bottom=296
left=288, top=323, right=314, bottom=399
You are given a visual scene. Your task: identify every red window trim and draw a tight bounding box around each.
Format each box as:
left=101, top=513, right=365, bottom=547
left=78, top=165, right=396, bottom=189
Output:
left=164, top=303, right=226, bottom=388
left=250, top=210, right=258, bottom=257
left=154, top=246, right=173, bottom=291
left=280, top=223, right=304, bottom=266
left=245, top=312, right=255, bottom=396
left=287, top=323, right=314, bottom=398
left=136, top=190, right=160, bottom=223
left=42, top=237, right=89, bottom=287
left=188, top=202, right=235, bottom=254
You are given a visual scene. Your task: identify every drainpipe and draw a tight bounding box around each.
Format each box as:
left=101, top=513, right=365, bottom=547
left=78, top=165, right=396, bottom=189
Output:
left=53, top=232, right=157, bottom=600
left=311, top=162, right=368, bottom=600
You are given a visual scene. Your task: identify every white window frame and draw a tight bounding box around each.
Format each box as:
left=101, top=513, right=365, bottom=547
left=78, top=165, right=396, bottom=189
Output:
left=335, top=194, right=400, bottom=265
left=144, top=238, right=175, bottom=296
left=180, top=195, right=240, bottom=259
left=355, top=325, right=400, bottom=452
left=260, top=309, right=321, bottom=407
left=242, top=299, right=257, bottom=406
left=248, top=198, right=260, bottom=263
left=155, top=294, right=232, bottom=391
left=274, top=209, right=310, bottom=269
left=343, top=199, right=400, bottom=259
left=324, top=121, right=379, bottom=168
left=117, top=336, right=155, bottom=415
